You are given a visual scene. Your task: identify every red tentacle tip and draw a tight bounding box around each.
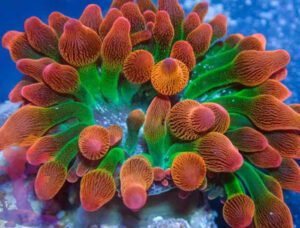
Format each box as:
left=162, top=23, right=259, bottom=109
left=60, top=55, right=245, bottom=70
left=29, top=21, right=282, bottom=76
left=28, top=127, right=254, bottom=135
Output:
left=59, top=19, right=102, bottom=67
left=80, top=4, right=103, bottom=32
left=122, top=184, right=147, bottom=211
left=42, top=62, right=80, bottom=94
left=151, top=58, right=189, bottom=96
left=34, top=161, right=67, bottom=200
left=80, top=169, right=116, bottom=211
left=79, top=125, right=110, bottom=161
left=24, top=16, right=59, bottom=58
left=223, top=194, right=255, bottom=228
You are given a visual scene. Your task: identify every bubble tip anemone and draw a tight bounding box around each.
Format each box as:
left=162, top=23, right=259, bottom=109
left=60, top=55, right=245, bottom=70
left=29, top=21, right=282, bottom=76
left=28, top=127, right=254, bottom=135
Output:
left=1, top=1, right=299, bottom=227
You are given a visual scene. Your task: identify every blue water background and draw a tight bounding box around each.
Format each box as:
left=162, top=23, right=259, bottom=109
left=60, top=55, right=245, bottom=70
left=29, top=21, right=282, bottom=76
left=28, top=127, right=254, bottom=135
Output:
left=0, top=0, right=299, bottom=226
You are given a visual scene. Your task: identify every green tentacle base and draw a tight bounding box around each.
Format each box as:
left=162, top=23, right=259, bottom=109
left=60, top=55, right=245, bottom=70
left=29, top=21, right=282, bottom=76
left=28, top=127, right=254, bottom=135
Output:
left=97, top=147, right=125, bottom=174
left=99, top=64, right=122, bottom=104
left=78, top=64, right=102, bottom=100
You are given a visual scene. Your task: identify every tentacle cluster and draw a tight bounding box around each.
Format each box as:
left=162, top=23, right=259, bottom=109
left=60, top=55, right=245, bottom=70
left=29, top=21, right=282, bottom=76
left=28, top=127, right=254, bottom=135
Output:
left=1, top=1, right=299, bottom=227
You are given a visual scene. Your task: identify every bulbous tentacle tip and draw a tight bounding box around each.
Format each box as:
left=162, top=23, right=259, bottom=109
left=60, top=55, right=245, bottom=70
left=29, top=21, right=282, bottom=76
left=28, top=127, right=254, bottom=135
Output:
left=184, top=12, right=201, bottom=38
left=187, top=23, right=213, bottom=57
left=223, top=194, right=255, bottom=228
left=121, top=2, right=146, bottom=33
left=48, top=11, right=69, bottom=37
left=123, top=155, right=154, bottom=179
left=59, top=19, right=102, bottom=67
left=79, top=4, right=103, bottom=32
left=168, top=100, right=216, bottom=140
left=63, top=18, right=81, bottom=31
left=198, top=132, right=243, bottom=172
left=21, top=82, right=66, bottom=107
left=27, top=136, right=57, bottom=166
left=112, top=16, right=131, bottom=33
left=143, top=10, right=156, bottom=23
left=67, top=168, right=79, bottom=184
left=16, top=57, right=55, bottom=82
left=190, top=105, right=215, bottom=133
left=101, top=17, right=132, bottom=68
left=209, top=14, right=228, bottom=39
left=151, top=58, right=189, bottom=96
left=171, top=41, right=196, bottom=71
left=127, top=109, right=145, bottom=131
left=161, top=58, right=178, bottom=73
left=42, top=62, right=80, bottom=94
left=246, top=145, right=282, bottom=169
left=254, top=193, right=293, bottom=228
left=153, top=167, right=166, bottom=181
left=171, top=152, right=206, bottom=192
left=2, top=30, right=22, bottom=49
left=234, top=50, right=290, bottom=86
left=192, top=2, right=209, bottom=21
left=153, top=10, right=174, bottom=49
left=143, top=95, right=171, bottom=145
left=226, top=127, right=268, bottom=153
left=270, top=158, right=300, bottom=193
left=79, top=125, right=110, bottom=161
left=251, top=33, right=266, bottom=49
left=122, top=184, right=147, bottom=211
left=24, top=16, right=59, bottom=58
left=9, top=79, right=33, bottom=103
left=271, top=49, right=291, bottom=65
left=24, top=16, right=42, bottom=28
left=120, top=156, right=153, bottom=210
left=146, top=21, right=154, bottom=32
left=2, top=31, right=40, bottom=61
left=0, top=105, right=59, bottom=149
left=247, top=95, right=300, bottom=131
left=99, top=8, right=123, bottom=39
left=123, top=50, right=154, bottom=84
left=34, top=161, right=67, bottom=200
left=257, top=79, right=292, bottom=101
left=80, top=169, right=116, bottom=211
left=157, top=0, right=184, bottom=32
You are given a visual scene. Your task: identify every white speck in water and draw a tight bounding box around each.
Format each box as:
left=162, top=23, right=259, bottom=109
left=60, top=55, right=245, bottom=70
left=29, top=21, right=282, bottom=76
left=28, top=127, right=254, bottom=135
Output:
left=153, top=216, right=164, bottom=222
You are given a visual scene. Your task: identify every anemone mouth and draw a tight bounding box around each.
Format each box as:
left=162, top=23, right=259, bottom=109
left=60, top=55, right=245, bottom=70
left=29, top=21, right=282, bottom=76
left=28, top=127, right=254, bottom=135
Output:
left=0, top=1, right=298, bottom=227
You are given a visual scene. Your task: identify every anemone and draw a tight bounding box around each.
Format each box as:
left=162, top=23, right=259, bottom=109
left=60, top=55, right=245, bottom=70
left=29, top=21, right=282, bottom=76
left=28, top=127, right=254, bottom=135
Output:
left=1, top=1, right=299, bottom=227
